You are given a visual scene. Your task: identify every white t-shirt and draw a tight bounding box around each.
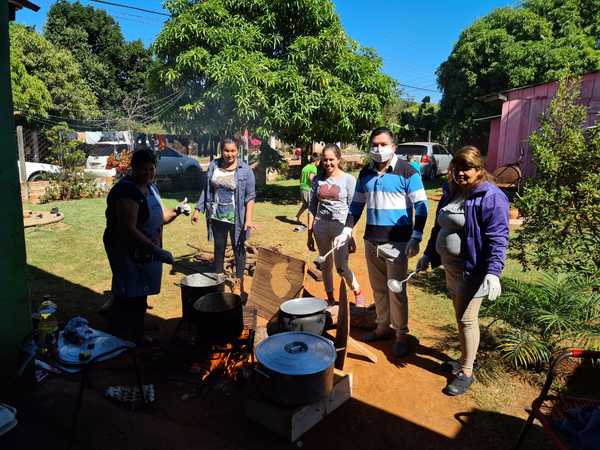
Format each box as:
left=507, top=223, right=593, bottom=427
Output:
left=211, top=166, right=236, bottom=223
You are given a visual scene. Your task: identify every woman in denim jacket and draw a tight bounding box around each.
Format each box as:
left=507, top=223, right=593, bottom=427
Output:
left=192, top=139, right=256, bottom=295
left=417, top=146, right=509, bottom=396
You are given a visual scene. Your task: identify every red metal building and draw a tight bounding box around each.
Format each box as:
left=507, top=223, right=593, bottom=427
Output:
left=485, top=71, right=600, bottom=178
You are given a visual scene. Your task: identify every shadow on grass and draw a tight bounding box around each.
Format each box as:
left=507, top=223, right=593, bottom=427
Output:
left=413, top=268, right=448, bottom=297
left=26, top=264, right=110, bottom=329
left=9, top=267, right=555, bottom=450
left=160, top=189, right=203, bottom=203
left=256, top=183, right=300, bottom=205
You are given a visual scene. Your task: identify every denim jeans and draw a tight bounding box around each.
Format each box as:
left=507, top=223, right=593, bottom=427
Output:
left=212, top=219, right=246, bottom=278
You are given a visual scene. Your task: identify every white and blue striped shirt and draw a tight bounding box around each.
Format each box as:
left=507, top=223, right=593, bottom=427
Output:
left=346, top=154, right=428, bottom=243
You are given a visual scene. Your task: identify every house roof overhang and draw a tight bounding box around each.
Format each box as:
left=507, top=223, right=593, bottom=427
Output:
left=473, top=114, right=502, bottom=123
left=8, top=1, right=40, bottom=21
left=477, top=92, right=508, bottom=103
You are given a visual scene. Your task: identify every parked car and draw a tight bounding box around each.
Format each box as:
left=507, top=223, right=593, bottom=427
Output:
left=17, top=161, right=61, bottom=182
left=395, top=142, right=452, bottom=180
left=156, top=147, right=203, bottom=189
left=84, top=144, right=119, bottom=178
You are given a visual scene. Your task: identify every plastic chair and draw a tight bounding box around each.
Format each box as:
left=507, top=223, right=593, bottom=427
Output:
left=514, top=348, right=600, bottom=450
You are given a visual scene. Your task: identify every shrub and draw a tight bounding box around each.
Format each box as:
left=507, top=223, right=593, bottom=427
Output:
left=481, top=273, right=600, bottom=369
left=41, top=173, right=103, bottom=203
left=40, top=123, right=104, bottom=202
left=515, top=77, right=600, bottom=276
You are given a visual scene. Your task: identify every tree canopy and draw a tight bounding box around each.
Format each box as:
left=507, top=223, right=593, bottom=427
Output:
left=152, top=0, right=394, bottom=144
left=44, top=0, right=153, bottom=113
left=384, top=93, right=442, bottom=143
left=437, top=0, right=600, bottom=147
left=10, top=23, right=99, bottom=119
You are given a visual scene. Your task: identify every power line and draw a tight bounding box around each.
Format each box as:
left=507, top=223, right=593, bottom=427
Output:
left=88, top=0, right=171, bottom=17
left=397, top=83, right=439, bottom=93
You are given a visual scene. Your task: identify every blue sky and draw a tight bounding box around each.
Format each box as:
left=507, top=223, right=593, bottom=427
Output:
left=15, top=0, right=518, bottom=102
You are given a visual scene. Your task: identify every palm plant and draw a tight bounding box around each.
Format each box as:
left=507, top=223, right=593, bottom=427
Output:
left=481, top=273, right=600, bottom=369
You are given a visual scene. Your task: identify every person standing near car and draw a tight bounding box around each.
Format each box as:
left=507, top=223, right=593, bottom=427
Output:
left=104, top=149, right=190, bottom=343
left=334, top=127, right=428, bottom=357
left=307, top=144, right=366, bottom=306
left=294, top=153, right=320, bottom=229
left=192, top=139, right=256, bottom=295
left=417, top=146, right=509, bottom=395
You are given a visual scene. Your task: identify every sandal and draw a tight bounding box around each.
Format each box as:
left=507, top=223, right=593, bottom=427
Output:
left=354, top=290, right=368, bottom=308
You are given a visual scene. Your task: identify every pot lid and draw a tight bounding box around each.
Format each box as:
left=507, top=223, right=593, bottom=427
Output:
left=181, top=273, right=223, bottom=288
left=255, top=331, right=336, bottom=375
left=279, top=298, right=328, bottom=316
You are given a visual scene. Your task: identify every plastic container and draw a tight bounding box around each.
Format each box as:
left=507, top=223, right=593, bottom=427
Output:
left=37, top=300, right=58, bottom=352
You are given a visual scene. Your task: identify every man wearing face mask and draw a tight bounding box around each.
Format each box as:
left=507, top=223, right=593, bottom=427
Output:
left=334, top=127, right=428, bottom=357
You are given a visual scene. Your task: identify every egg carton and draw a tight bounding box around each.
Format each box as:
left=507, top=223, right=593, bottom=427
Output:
left=104, top=384, right=155, bottom=404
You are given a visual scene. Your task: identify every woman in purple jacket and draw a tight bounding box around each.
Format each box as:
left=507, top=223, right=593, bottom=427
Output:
left=417, top=146, right=509, bottom=396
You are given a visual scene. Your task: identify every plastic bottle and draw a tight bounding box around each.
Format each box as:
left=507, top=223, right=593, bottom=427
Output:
left=37, top=300, right=59, bottom=353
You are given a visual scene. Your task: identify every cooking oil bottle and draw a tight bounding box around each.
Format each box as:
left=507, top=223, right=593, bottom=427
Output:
left=37, top=300, right=58, bottom=354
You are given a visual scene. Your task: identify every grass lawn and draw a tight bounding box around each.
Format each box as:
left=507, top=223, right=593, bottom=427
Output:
left=24, top=176, right=542, bottom=413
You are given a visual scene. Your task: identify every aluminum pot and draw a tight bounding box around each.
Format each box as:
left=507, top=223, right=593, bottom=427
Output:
left=278, top=298, right=328, bottom=336
left=192, top=292, right=243, bottom=344
left=178, top=273, right=225, bottom=321
left=254, top=331, right=336, bottom=406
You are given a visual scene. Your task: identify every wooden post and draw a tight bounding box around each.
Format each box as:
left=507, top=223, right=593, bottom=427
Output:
left=32, top=130, right=39, bottom=162
left=17, top=125, right=28, bottom=199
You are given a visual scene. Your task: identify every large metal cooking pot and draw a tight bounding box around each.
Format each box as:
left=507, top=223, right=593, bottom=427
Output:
left=178, top=273, right=225, bottom=320
left=278, top=298, right=328, bottom=335
left=255, top=331, right=336, bottom=406
left=192, top=292, right=243, bottom=344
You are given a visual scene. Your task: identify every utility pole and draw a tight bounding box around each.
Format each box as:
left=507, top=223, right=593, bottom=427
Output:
left=17, top=125, right=28, bottom=200
left=0, top=1, right=33, bottom=380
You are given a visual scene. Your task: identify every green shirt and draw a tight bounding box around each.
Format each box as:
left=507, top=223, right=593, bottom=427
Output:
left=300, top=163, right=318, bottom=192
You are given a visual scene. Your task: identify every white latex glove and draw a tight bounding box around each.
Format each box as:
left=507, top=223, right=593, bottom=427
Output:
left=405, top=238, right=420, bottom=258
left=175, top=197, right=191, bottom=216
left=154, top=248, right=174, bottom=265
left=333, top=226, right=353, bottom=248
left=416, top=255, right=429, bottom=272
left=480, top=274, right=501, bottom=300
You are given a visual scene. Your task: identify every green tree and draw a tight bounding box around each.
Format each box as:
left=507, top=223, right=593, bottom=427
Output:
left=10, top=44, right=52, bottom=117
left=515, top=78, right=600, bottom=276
left=44, top=0, right=153, bottom=113
left=152, top=0, right=394, bottom=148
left=10, top=24, right=99, bottom=119
left=437, top=1, right=600, bottom=147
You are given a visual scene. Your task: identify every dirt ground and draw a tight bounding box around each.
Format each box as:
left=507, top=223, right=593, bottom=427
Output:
left=2, top=241, right=553, bottom=450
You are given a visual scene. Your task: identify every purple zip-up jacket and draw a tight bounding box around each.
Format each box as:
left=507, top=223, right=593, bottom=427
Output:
left=424, top=181, right=509, bottom=281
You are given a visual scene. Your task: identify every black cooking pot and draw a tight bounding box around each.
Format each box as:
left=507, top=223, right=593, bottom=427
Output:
left=254, top=332, right=336, bottom=406
left=178, top=273, right=225, bottom=321
left=278, top=298, right=328, bottom=335
left=192, top=292, right=243, bottom=344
